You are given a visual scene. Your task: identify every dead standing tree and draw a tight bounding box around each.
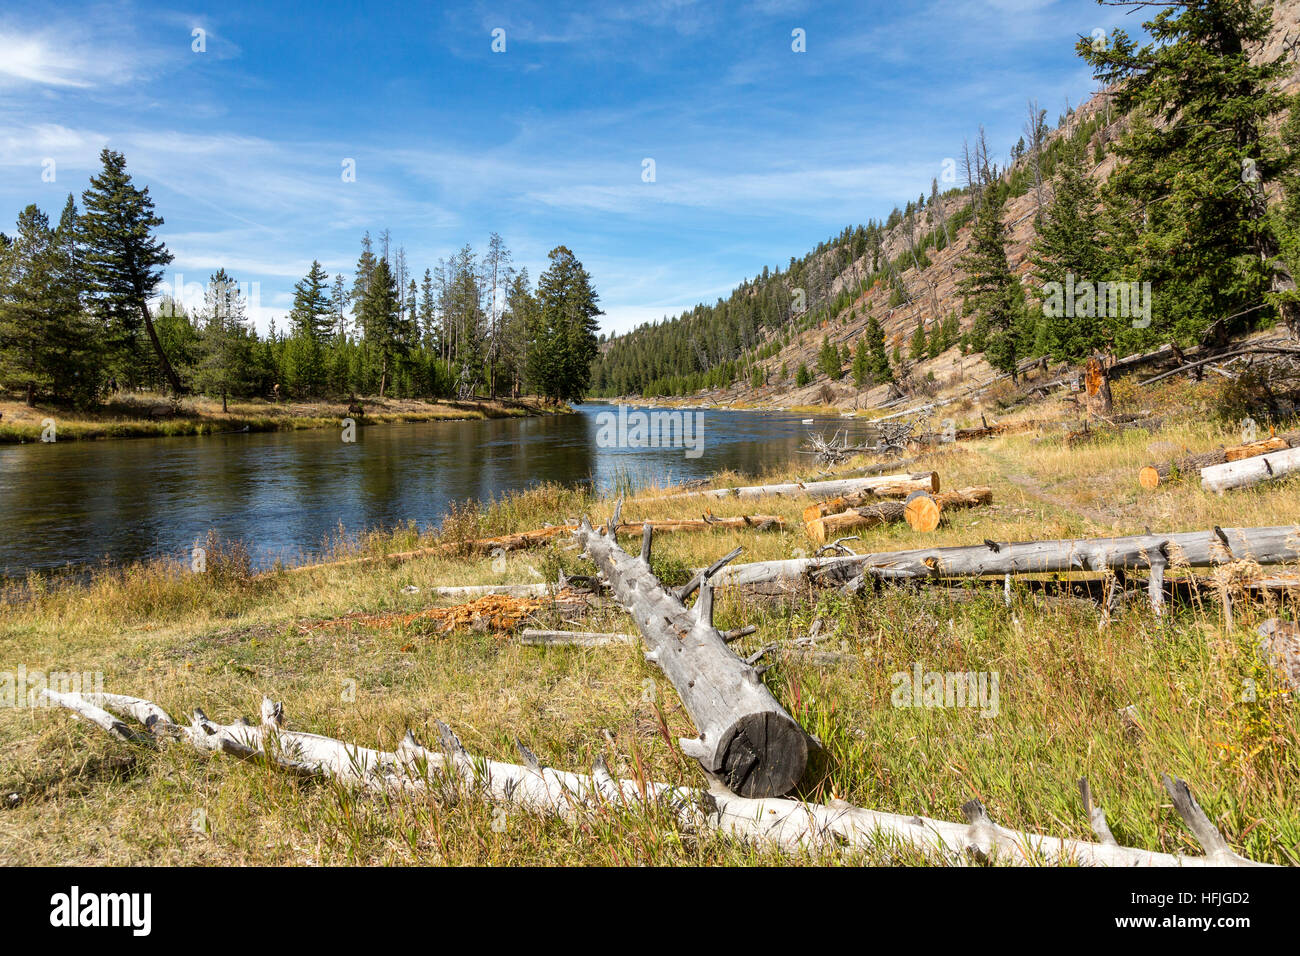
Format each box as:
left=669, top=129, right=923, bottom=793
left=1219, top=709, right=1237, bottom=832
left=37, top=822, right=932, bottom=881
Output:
left=572, top=505, right=809, bottom=798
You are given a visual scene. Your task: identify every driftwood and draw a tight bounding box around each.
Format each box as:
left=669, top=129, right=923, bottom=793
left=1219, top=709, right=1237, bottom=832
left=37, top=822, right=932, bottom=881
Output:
left=711, top=525, right=1300, bottom=613
left=573, top=508, right=809, bottom=797
left=803, top=487, right=992, bottom=542
left=1201, top=446, right=1300, bottom=494
left=39, top=689, right=1269, bottom=866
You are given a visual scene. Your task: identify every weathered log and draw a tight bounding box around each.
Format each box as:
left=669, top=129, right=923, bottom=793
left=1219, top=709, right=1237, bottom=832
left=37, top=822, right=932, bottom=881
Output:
left=1200, top=446, right=1300, bottom=493
left=651, top=473, right=939, bottom=503
left=801, top=474, right=942, bottom=525
left=807, top=501, right=905, bottom=542
left=520, top=629, right=638, bottom=647
left=710, top=526, right=1300, bottom=609
left=462, top=515, right=784, bottom=554
left=573, top=514, right=809, bottom=797
left=40, top=690, right=1270, bottom=866
left=1139, top=437, right=1290, bottom=489
left=804, top=487, right=993, bottom=542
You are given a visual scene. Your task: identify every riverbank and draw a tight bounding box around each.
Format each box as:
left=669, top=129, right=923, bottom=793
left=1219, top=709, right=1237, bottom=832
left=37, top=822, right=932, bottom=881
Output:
left=3, top=375, right=1298, bottom=864
left=0, top=393, right=568, bottom=443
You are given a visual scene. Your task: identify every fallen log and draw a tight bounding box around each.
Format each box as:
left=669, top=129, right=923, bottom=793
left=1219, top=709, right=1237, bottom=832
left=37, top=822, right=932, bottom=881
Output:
left=1139, top=437, right=1291, bottom=490
left=520, top=629, right=637, bottom=647
left=710, top=525, right=1300, bottom=613
left=804, top=487, right=992, bottom=542
left=650, top=472, right=939, bottom=503
left=1201, top=446, right=1300, bottom=493
left=573, top=508, right=809, bottom=798
left=801, top=477, right=942, bottom=526
left=904, top=486, right=993, bottom=533
left=39, top=690, right=1269, bottom=866
left=461, top=514, right=785, bottom=554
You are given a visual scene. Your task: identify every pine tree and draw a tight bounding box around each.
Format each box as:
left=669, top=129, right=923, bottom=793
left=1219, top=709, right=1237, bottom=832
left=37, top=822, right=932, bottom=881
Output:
left=193, top=269, right=254, bottom=412
left=359, top=257, right=404, bottom=398
left=1029, top=142, right=1112, bottom=361
left=79, top=149, right=181, bottom=393
left=909, top=322, right=927, bottom=361
left=330, top=273, right=349, bottom=341
left=958, top=187, right=1024, bottom=379
left=1081, top=1, right=1293, bottom=347
left=0, top=206, right=58, bottom=404
left=351, top=233, right=376, bottom=314
left=290, top=260, right=334, bottom=343
left=864, top=314, right=891, bottom=383
left=532, top=246, right=601, bottom=403
left=851, top=339, right=870, bottom=388
left=818, top=335, right=842, bottom=379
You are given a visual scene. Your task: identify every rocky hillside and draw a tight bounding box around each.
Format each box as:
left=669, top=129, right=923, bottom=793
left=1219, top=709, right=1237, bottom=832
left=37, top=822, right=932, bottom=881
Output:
left=602, top=0, right=1300, bottom=415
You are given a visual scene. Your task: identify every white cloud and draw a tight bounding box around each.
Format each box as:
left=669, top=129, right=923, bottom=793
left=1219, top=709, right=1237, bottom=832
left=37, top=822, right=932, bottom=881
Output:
left=0, top=27, right=141, bottom=89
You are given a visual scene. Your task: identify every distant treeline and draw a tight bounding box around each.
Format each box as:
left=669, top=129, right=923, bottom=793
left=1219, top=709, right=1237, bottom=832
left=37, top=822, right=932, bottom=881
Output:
left=0, top=154, right=602, bottom=408
left=591, top=1, right=1300, bottom=398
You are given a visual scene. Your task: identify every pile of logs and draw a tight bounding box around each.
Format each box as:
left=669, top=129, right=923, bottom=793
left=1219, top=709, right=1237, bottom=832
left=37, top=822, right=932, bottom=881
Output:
left=803, top=485, right=993, bottom=541
left=38, top=688, right=1268, bottom=866
left=1139, top=433, right=1299, bottom=489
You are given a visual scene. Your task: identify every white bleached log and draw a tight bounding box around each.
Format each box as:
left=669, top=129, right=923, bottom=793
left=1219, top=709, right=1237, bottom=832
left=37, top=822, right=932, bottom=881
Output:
left=40, top=690, right=1269, bottom=867
left=520, top=629, right=638, bottom=647
left=651, top=473, right=939, bottom=503
left=1200, top=446, right=1300, bottom=493
left=573, top=512, right=809, bottom=797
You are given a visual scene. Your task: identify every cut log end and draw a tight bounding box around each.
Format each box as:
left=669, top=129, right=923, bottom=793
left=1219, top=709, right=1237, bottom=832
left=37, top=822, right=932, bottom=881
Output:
left=716, top=711, right=809, bottom=798
left=1138, top=465, right=1160, bottom=490
left=904, top=493, right=942, bottom=532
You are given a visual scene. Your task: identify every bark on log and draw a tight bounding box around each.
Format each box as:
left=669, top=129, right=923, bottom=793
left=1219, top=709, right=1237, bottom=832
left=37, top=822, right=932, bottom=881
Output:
left=710, top=526, right=1300, bottom=605
left=1083, top=355, right=1113, bottom=419
left=573, top=516, right=809, bottom=797
left=40, top=689, right=1269, bottom=866
left=1200, top=446, right=1300, bottom=493
left=804, top=487, right=992, bottom=542
left=801, top=477, right=942, bottom=526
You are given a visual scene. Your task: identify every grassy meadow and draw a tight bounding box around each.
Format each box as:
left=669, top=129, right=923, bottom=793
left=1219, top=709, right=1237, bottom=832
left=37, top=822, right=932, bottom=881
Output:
left=1, top=375, right=1298, bottom=866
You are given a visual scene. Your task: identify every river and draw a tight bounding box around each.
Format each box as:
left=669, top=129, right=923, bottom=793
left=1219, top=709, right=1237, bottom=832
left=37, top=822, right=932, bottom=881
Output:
left=0, top=404, right=883, bottom=576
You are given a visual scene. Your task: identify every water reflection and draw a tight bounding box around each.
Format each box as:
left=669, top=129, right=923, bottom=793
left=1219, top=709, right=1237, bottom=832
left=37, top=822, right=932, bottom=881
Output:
left=0, top=405, right=880, bottom=575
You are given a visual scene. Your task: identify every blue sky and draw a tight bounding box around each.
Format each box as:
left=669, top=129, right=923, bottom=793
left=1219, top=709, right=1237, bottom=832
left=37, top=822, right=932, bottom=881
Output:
left=0, top=0, right=1131, bottom=335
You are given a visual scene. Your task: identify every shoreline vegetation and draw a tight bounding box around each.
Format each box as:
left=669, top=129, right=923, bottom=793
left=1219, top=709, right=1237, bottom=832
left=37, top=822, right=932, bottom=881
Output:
left=0, top=392, right=569, bottom=444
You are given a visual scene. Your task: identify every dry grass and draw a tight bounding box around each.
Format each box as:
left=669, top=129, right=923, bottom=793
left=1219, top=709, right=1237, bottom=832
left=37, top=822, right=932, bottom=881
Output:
left=1, top=379, right=1299, bottom=866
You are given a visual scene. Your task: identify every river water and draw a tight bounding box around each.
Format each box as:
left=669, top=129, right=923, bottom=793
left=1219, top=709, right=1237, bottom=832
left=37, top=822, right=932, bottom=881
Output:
left=0, top=404, right=883, bottom=576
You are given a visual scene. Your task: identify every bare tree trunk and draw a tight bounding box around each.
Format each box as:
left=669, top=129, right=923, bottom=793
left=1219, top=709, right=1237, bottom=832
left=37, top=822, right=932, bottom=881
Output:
left=574, top=513, right=809, bottom=797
